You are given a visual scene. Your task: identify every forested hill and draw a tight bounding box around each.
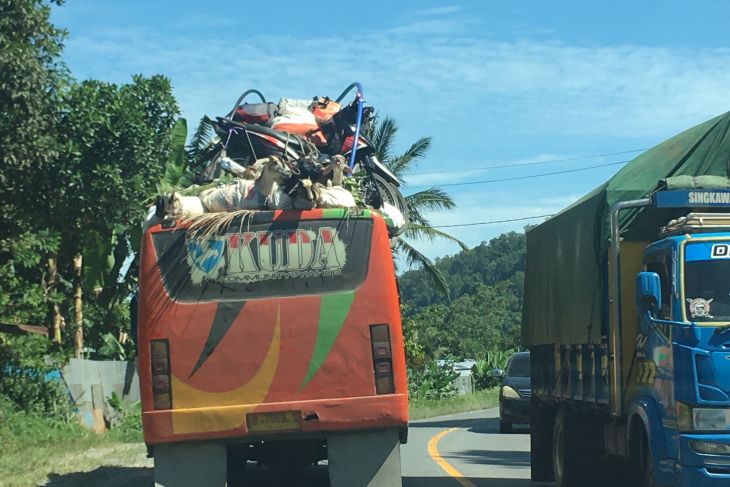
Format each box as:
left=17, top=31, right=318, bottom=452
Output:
left=398, top=231, right=528, bottom=360
left=399, top=231, right=526, bottom=312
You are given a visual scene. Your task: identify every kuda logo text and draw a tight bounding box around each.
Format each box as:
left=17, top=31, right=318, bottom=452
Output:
left=186, top=227, right=347, bottom=284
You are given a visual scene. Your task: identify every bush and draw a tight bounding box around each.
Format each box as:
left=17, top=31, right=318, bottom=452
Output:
left=107, top=392, right=142, bottom=443
left=0, top=395, right=105, bottom=486
left=408, top=361, right=459, bottom=400
left=471, top=349, right=515, bottom=390
left=0, top=335, right=71, bottom=418
left=0, top=395, right=88, bottom=448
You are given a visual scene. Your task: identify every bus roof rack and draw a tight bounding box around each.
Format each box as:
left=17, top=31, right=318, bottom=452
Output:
left=660, top=212, right=730, bottom=236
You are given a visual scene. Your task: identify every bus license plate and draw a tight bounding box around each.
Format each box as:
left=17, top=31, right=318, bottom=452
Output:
left=246, top=411, right=301, bottom=433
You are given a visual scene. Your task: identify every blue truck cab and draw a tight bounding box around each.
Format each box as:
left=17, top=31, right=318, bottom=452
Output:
left=525, top=189, right=730, bottom=487
left=636, top=221, right=730, bottom=484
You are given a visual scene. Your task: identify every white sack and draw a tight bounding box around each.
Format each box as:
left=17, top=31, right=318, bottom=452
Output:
left=277, top=98, right=313, bottom=115
left=315, top=185, right=356, bottom=208
left=199, top=180, right=264, bottom=212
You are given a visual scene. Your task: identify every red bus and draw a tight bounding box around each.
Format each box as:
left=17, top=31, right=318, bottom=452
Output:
left=137, top=208, right=408, bottom=486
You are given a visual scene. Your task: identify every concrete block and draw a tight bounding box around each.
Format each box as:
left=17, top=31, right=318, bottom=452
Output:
left=328, top=428, right=402, bottom=487
left=154, top=441, right=227, bottom=487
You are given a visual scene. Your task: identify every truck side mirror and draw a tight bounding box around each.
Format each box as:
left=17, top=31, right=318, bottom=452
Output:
left=636, top=271, right=662, bottom=314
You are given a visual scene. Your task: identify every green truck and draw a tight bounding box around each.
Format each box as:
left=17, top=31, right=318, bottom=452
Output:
left=523, top=112, right=730, bottom=486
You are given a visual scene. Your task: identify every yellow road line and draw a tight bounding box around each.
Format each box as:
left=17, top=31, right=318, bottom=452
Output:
left=427, top=427, right=478, bottom=487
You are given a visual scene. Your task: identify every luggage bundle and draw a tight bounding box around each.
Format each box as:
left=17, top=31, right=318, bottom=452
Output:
left=150, top=83, right=408, bottom=237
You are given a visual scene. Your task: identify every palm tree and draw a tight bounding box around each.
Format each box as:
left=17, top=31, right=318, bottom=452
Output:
left=370, top=116, right=467, bottom=298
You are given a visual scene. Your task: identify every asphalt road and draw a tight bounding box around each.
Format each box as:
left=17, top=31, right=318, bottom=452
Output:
left=403, top=408, right=550, bottom=487
left=240, top=407, right=551, bottom=487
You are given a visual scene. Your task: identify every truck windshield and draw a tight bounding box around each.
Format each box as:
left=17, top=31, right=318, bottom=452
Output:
left=684, top=241, right=730, bottom=322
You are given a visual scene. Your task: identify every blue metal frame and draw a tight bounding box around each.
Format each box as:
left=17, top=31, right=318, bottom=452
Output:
left=335, top=82, right=365, bottom=170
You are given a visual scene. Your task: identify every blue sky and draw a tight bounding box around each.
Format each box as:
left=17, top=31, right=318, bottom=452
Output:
left=52, top=1, right=730, bottom=261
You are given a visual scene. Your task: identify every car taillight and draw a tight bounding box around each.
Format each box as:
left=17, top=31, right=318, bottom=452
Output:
left=370, top=324, right=394, bottom=394
left=150, top=339, right=171, bottom=409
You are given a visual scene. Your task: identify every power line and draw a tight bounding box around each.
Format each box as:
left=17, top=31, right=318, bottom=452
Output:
left=433, top=214, right=553, bottom=228
left=411, top=160, right=628, bottom=189
left=407, top=148, right=647, bottom=177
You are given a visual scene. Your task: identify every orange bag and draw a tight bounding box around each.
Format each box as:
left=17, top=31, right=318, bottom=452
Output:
left=310, top=97, right=341, bottom=122
left=270, top=111, right=327, bottom=146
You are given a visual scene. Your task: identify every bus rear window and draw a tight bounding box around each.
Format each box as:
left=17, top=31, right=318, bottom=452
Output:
left=151, top=218, right=372, bottom=302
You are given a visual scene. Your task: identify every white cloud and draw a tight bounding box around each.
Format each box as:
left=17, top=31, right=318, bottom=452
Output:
left=64, top=22, right=730, bottom=143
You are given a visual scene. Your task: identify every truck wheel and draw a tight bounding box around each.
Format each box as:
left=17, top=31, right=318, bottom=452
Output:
left=630, top=424, right=656, bottom=487
left=499, top=420, right=512, bottom=433
left=552, top=409, right=590, bottom=487
left=530, top=399, right=555, bottom=481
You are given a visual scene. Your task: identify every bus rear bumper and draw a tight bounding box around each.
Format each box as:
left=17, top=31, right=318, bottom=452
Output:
left=142, top=393, right=409, bottom=445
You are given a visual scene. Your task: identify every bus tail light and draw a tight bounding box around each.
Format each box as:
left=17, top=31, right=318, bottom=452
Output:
left=370, top=324, right=394, bottom=394
left=150, top=339, right=172, bottom=409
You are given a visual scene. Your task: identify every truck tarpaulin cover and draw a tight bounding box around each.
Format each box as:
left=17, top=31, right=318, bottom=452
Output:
left=523, top=111, right=730, bottom=346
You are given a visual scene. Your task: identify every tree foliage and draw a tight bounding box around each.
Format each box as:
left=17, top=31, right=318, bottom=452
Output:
left=400, top=231, right=526, bottom=310
left=400, top=231, right=527, bottom=362
left=0, top=0, right=67, bottom=237
left=0, top=0, right=179, bottom=370
left=0, top=335, right=69, bottom=416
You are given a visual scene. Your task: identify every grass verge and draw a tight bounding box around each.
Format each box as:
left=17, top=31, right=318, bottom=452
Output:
left=0, top=399, right=144, bottom=487
left=408, top=388, right=499, bottom=420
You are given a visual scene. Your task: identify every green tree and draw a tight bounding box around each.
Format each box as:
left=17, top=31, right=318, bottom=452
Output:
left=0, top=0, right=67, bottom=342
left=399, top=231, right=527, bottom=311
left=370, top=116, right=466, bottom=297
left=0, top=0, right=67, bottom=235
left=412, top=283, right=520, bottom=360
left=45, top=76, right=178, bottom=355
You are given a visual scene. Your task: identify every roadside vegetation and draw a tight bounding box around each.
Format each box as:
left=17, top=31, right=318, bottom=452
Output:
left=0, top=395, right=144, bottom=487
left=409, top=389, right=499, bottom=420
